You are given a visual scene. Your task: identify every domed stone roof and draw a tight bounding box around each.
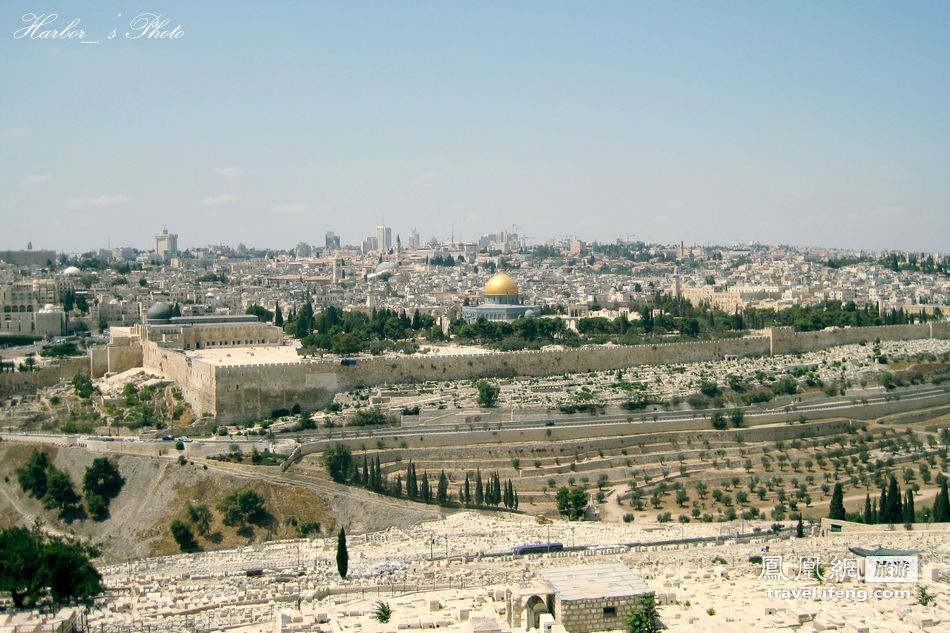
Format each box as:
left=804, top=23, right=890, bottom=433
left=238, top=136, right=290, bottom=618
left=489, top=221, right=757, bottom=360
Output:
left=484, top=272, right=518, bottom=296
left=62, top=266, right=81, bottom=276
left=146, top=301, right=173, bottom=321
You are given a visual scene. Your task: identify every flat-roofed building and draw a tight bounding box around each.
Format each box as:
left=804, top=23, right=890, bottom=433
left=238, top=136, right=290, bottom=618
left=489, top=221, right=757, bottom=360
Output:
left=538, top=564, right=653, bottom=633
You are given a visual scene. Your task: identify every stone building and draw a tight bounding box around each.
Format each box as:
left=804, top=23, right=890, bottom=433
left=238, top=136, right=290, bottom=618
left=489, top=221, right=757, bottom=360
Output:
left=137, top=302, right=282, bottom=350
left=0, top=279, right=64, bottom=335
left=508, top=564, right=653, bottom=633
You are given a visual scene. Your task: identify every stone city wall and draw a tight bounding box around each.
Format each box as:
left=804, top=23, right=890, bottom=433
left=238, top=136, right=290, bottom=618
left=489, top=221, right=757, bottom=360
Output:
left=107, top=342, right=143, bottom=375
left=213, top=361, right=341, bottom=422
left=141, top=341, right=216, bottom=417
left=207, top=322, right=948, bottom=423
left=208, top=337, right=770, bottom=422
left=768, top=323, right=941, bottom=355
left=0, top=356, right=88, bottom=396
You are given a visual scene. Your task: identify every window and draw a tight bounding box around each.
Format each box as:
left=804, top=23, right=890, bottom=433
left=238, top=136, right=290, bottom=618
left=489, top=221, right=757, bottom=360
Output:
left=603, top=606, right=617, bottom=618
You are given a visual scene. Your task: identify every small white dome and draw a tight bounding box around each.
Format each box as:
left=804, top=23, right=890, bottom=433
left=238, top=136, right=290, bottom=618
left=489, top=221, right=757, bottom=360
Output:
left=63, top=266, right=81, bottom=275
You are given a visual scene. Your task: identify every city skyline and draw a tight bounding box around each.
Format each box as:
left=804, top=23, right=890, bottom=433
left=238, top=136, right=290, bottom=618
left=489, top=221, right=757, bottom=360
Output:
left=3, top=2, right=950, bottom=252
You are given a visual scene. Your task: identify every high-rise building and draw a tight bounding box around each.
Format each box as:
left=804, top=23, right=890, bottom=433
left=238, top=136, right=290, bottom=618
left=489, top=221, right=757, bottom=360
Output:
left=155, top=229, right=179, bottom=260
left=362, top=236, right=378, bottom=254
left=325, top=231, right=341, bottom=251
left=376, top=225, right=392, bottom=252
left=408, top=229, right=420, bottom=249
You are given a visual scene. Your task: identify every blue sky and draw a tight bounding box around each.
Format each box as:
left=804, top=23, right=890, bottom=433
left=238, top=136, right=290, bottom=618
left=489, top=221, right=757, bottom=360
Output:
left=2, top=1, right=949, bottom=252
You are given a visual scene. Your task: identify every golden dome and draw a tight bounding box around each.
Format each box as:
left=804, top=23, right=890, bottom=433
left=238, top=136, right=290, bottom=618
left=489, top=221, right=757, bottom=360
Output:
left=484, top=272, right=518, bottom=296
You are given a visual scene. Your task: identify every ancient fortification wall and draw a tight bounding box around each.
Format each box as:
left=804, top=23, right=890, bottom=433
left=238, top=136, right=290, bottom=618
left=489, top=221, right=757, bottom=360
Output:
left=142, top=342, right=216, bottom=417
left=208, top=323, right=950, bottom=422
left=4, top=322, right=948, bottom=423
left=768, top=323, right=937, bottom=354
left=0, top=356, right=88, bottom=396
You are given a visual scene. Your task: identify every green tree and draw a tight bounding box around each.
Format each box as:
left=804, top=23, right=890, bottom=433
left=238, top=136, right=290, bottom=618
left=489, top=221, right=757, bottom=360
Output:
left=624, top=593, right=660, bottom=633
left=82, top=458, right=125, bottom=520
left=475, top=469, right=484, bottom=505
left=729, top=408, right=745, bottom=428
left=16, top=450, right=51, bottom=499
left=421, top=472, right=432, bottom=503
left=0, top=526, right=103, bottom=608
left=170, top=520, right=198, bottom=551
left=336, top=528, right=349, bottom=578
left=245, top=305, right=274, bottom=322
left=796, top=516, right=804, bottom=538
left=437, top=470, right=449, bottom=505
left=903, top=489, right=915, bottom=524
left=322, top=443, right=353, bottom=483
left=555, top=486, right=589, bottom=521
left=932, top=479, right=950, bottom=522
left=863, top=494, right=872, bottom=524
left=216, top=489, right=270, bottom=528
left=828, top=483, right=846, bottom=520
left=711, top=411, right=727, bottom=431
left=274, top=301, right=284, bottom=326
left=475, top=380, right=500, bottom=407
left=294, top=301, right=314, bottom=338
left=71, top=372, right=95, bottom=399
left=885, top=476, right=903, bottom=524
left=187, top=503, right=213, bottom=536
left=43, top=470, right=81, bottom=518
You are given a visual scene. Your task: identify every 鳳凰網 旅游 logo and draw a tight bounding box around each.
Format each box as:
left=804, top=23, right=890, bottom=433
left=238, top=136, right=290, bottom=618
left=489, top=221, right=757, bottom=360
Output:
left=865, top=556, right=918, bottom=583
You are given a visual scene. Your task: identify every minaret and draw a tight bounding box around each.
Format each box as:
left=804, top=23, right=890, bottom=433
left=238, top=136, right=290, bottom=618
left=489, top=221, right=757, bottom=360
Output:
left=673, top=267, right=681, bottom=299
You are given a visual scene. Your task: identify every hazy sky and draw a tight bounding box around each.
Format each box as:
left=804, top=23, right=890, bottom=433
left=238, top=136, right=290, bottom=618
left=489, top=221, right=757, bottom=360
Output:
left=2, top=1, right=949, bottom=253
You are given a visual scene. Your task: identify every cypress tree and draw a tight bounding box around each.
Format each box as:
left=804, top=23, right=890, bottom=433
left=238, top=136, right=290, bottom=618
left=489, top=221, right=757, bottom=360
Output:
left=863, top=494, right=872, bottom=524
left=796, top=516, right=804, bottom=538
left=374, top=456, right=383, bottom=491
left=879, top=486, right=888, bottom=524
left=362, top=456, right=369, bottom=488
left=871, top=498, right=878, bottom=524
left=393, top=474, right=402, bottom=497
left=407, top=461, right=418, bottom=498
left=421, top=472, right=431, bottom=503
left=437, top=470, right=449, bottom=505
left=336, top=528, right=348, bottom=579
left=933, top=479, right=950, bottom=522
left=464, top=473, right=471, bottom=505
left=475, top=469, right=484, bottom=505
left=885, top=476, right=902, bottom=524
left=514, top=489, right=519, bottom=510
left=903, top=489, right=915, bottom=523
left=828, top=483, right=846, bottom=520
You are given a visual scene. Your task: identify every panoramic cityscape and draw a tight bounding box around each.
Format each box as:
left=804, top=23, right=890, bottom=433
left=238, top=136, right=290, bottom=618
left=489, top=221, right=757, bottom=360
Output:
left=2, top=3, right=950, bottom=633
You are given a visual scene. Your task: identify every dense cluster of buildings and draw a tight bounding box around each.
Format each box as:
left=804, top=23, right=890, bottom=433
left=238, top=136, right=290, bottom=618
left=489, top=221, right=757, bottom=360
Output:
left=0, top=230, right=947, bottom=344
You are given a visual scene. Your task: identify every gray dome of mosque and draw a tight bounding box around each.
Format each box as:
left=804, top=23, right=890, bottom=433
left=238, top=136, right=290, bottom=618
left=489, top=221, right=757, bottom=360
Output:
left=146, top=301, right=173, bottom=321
left=375, top=261, right=398, bottom=274
left=523, top=309, right=536, bottom=318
